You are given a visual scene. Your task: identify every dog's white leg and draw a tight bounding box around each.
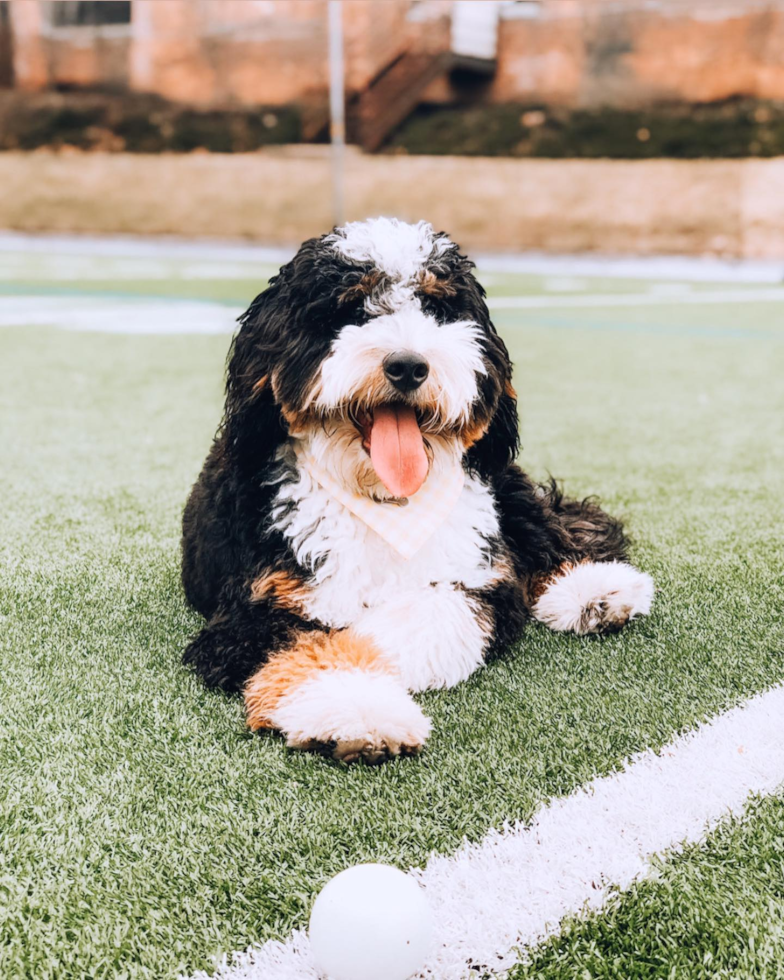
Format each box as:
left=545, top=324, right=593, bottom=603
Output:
left=244, top=630, right=430, bottom=763
left=352, top=583, right=490, bottom=692
left=532, top=560, right=654, bottom=635
left=271, top=669, right=430, bottom=763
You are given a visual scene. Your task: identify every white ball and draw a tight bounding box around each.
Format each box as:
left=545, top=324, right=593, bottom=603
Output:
left=309, top=863, right=433, bottom=980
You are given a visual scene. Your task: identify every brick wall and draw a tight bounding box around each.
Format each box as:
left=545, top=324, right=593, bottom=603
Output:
left=0, top=1, right=13, bottom=87
left=6, top=0, right=784, bottom=113
left=488, top=0, right=784, bottom=107
left=6, top=0, right=410, bottom=107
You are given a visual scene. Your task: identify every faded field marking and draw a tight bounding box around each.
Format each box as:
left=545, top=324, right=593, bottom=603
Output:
left=0, top=296, right=240, bottom=334
left=185, top=684, right=784, bottom=980
left=2, top=288, right=784, bottom=339
left=4, top=232, right=784, bottom=283
left=488, top=287, right=784, bottom=309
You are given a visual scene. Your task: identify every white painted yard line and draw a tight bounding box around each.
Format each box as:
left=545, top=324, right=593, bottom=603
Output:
left=0, top=254, right=273, bottom=281
left=186, top=684, right=784, bottom=980
left=474, top=251, right=784, bottom=283
left=488, top=287, right=784, bottom=309
left=0, top=231, right=293, bottom=265
left=3, top=287, right=784, bottom=339
left=0, top=296, right=241, bottom=333
left=3, top=232, right=784, bottom=283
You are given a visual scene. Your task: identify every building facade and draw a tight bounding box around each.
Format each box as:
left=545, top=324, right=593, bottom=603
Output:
left=1, top=0, right=784, bottom=112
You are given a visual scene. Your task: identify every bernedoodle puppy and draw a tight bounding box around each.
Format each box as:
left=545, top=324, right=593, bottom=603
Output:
left=181, top=218, right=653, bottom=762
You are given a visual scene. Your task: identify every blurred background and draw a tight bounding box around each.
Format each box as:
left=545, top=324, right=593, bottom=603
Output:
left=1, top=0, right=784, bottom=257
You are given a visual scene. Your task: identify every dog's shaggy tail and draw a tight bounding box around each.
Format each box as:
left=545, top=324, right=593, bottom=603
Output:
left=540, top=478, right=629, bottom=565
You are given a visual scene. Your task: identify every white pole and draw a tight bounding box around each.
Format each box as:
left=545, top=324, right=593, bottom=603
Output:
left=327, top=0, right=345, bottom=228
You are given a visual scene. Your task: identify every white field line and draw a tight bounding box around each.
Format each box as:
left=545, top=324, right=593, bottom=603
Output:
left=0, top=255, right=272, bottom=281
left=3, top=232, right=784, bottom=283
left=473, top=251, right=784, bottom=283
left=3, top=288, right=784, bottom=337
left=487, top=287, right=784, bottom=309
left=0, top=296, right=241, bottom=333
left=186, top=684, right=784, bottom=980
left=0, top=231, right=293, bottom=265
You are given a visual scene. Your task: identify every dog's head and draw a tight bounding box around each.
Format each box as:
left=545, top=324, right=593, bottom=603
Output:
left=226, top=218, right=518, bottom=496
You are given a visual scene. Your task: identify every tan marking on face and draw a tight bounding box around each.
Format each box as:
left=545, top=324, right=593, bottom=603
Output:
left=250, top=570, right=309, bottom=613
left=338, top=269, right=385, bottom=306
left=243, top=630, right=396, bottom=731
left=461, top=419, right=489, bottom=450
left=279, top=403, right=310, bottom=435
left=351, top=368, right=391, bottom=413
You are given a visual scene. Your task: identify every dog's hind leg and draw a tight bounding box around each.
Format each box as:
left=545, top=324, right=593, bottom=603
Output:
left=495, top=467, right=654, bottom=636
left=182, top=575, right=307, bottom=693
left=529, top=559, right=654, bottom=635
left=526, top=487, right=654, bottom=635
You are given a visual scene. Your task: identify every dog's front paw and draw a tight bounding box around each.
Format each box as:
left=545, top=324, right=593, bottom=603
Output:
left=533, top=561, right=654, bottom=635
left=265, top=669, right=431, bottom=764
left=329, top=736, right=424, bottom=765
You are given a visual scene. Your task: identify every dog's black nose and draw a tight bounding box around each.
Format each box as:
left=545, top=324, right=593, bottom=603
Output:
left=383, top=351, right=429, bottom=393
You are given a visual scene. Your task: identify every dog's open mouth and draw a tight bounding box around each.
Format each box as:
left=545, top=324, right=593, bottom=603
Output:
left=357, top=404, right=429, bottom=498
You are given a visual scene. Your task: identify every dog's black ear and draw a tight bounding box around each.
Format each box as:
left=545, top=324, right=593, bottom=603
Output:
left=426, top=248, right=521, bottom=478
left=223, top=278, right=290, bottom=472
left=224, top=237, right=337, bottom=473
left=466, top=331, right=521, bottom=478
left=468, top=384, right=520, bottom=477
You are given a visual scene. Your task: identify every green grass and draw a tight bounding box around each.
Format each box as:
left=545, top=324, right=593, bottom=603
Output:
left=1, top=257, right=783, bottom=978
left=511, top=792, right=784, bottom=980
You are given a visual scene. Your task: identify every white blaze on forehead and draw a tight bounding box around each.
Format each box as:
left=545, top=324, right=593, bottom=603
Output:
left=328, top=217, right=454, bottom=282
left=316, top=303, right=485, bottom=425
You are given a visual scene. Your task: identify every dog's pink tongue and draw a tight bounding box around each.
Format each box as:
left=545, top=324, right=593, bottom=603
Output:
left=369, top=404, right=428, bottom=498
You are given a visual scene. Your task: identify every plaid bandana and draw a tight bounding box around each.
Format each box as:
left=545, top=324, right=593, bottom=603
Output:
left=294, top=443, right=465, bottom=560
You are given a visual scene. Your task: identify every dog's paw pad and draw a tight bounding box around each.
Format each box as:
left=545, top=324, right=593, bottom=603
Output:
left=331, top=737, right=402, bottom=765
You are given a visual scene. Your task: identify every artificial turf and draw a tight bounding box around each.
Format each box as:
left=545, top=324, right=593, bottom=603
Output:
left=0, top=254, right=782, bottom=978
left=511, top=792, right=784, bottom=980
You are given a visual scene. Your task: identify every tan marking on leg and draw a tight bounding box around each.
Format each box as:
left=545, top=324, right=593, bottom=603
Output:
left=523, top=561, right=581, bottom=608
left=243, top=630, right=395, bottom=731
left=249, top=569, right=309, bottom=613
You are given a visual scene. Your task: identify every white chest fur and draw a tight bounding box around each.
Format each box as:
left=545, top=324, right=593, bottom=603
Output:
left=272, top=465, right=501, bottom=629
